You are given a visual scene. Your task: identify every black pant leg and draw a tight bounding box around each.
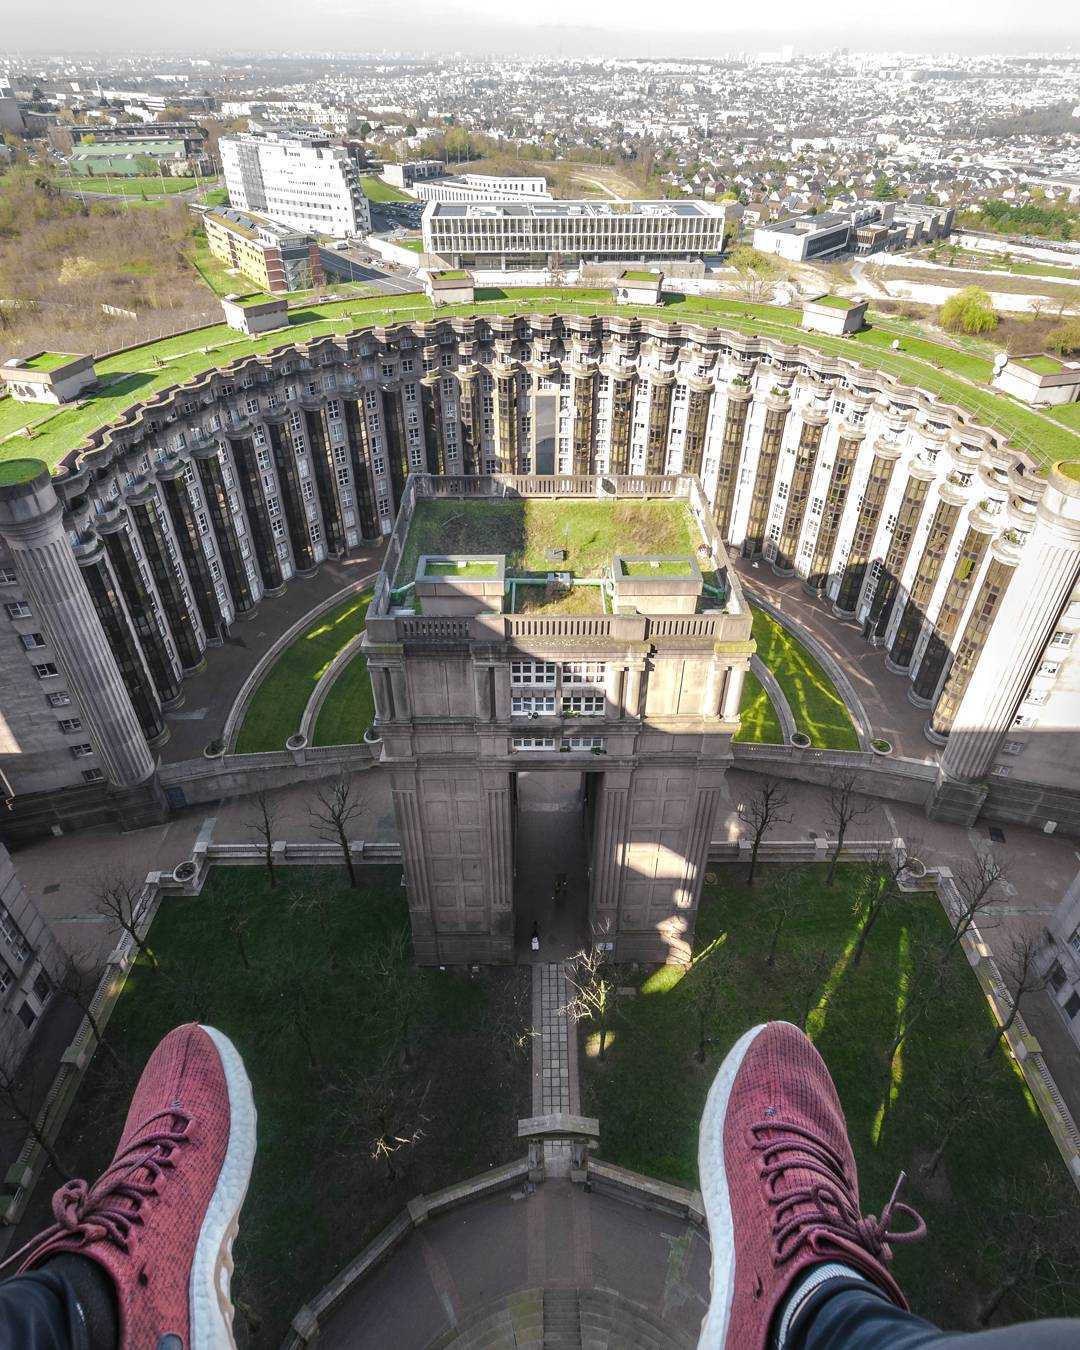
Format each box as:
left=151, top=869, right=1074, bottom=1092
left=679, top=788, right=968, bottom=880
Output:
left=0, top=1268, right=90, bottom=1350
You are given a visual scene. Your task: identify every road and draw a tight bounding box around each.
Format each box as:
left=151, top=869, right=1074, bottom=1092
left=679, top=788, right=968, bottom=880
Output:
left=318, top=244, right=423, bottom=297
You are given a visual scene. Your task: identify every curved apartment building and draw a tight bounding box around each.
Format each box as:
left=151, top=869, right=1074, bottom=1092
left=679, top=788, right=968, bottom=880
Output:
left=1, top=310, right=1079, bottom=841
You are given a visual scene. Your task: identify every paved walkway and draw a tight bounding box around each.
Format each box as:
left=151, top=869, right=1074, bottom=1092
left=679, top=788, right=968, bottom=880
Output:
left=161, top=544, right=384, bottom=762
left=734, top=558, right=936, bottom=760
left=533, top=963, right=579, bottom=1178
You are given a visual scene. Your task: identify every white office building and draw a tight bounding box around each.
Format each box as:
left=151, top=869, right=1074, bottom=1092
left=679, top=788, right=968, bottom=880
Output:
left=421, top=199, right=735, bottom=268
left=220, top=129, right=371, bottom=239
left=414, top=174, right=552, bottom=203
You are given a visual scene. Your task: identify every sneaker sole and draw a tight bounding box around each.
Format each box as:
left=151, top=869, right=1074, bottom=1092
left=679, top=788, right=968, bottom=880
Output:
left=190, top=1026, right=257, bottom=1350
left=696, top=1022, right=783, bottom=1350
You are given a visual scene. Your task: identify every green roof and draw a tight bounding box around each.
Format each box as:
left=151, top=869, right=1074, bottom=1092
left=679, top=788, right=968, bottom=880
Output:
left=0, top=457, right=46, bottom=486
left=20, top=352, right=79, bottom=372
left=434, top=270, right=469, bottom=281
left=619, top=558, right=695, bottom=576
left=811, top=295, right=856, bottom=310
left=621, top=270, right=658, bottom=283
left=1016, top=355, right=1066, bottom=375
left=228, top=293, right=282, bottom=308
left=1057, top=460, right=1080, bottom=484
left=3, top=288, right=1080, bottom=474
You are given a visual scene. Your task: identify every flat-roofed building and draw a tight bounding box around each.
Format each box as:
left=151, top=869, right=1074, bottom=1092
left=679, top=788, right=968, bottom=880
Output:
left=0, top=353, right=96, bottom=405
left=753, top=212, right=854, bottom=261
left=415, top=174, right=551, bottom=203
left=381, top=160, right=445, bottom=189
left=422, top=199, right=734, bottom=269
left=220, top=129, right=371, bottom=240
left=203, top=207, right=324, bottom=294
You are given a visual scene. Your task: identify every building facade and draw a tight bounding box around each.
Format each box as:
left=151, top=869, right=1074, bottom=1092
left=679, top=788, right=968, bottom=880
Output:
left=220, top=129, right=371, bottom=239
left=421, top=200, right=734, bottom=268
left=0, top=847, right=64, bottom=1078
left=414, top=174, right=552, bottom=203
left=203, top=207, right=324, bottom=294
left=1, top=312, right=1079, bottom=845
left=1039, top=869, right=1080, bottom=1049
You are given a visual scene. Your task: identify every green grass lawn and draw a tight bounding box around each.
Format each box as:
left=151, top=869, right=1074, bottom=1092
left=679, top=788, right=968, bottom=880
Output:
left=583, top=865, right=1080, bottom=1329
left=234, top=589, right=372, bottom=752
left=8, top=288, right=1080, bottom=473
left=751, top=605, right=860, bottom=749
left=398, top=238, right=424, bottom=253
left=424, top=559, right=499, bottom=576
left=202, top=186, right=229, bottom=208
left=734, top=669, right=783, bottom=743
left=360, top=175, right=415, bottom=203
left=43, top=866, right=530, bottom=1346
left=65, top=175, right=200, bottom=196
left=312, top=645, right=376, bottom=746
left=183, top=233, right=247, bottom=298
left=0, top=396, right=53, bottom=442
left=396, top=498, right=695, bottom=585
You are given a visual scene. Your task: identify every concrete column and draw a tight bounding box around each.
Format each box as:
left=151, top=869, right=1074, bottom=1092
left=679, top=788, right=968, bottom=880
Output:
left=493, top=664, right=511, bottom=721
left=392, top=781, right=436, bottom=962
left=622, top=665, right=643, bottom=719
left=0, top=461, right=155, bottom=788
left=474, top=663, right=493, bottom=721
left=588, top=769, right=631, bottom=939
left=388, top=663, right=411, bottom=720
left=721, top=664, right=746, bottom=721
left=370, top=667, right=393, bottom=721
left=939, top=467, right=1080, bottom=784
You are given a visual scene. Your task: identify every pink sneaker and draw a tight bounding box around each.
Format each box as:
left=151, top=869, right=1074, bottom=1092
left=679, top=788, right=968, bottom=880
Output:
left=15, top=1023, right=256, bottom=1348
left=697, top=1021, right=925, bottom=1350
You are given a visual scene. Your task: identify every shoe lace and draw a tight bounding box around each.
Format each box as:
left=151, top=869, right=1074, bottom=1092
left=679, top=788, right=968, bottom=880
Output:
left=1, top=1108, right=191, bottom=1269
left=749, top=1119, right=927, bottom=1269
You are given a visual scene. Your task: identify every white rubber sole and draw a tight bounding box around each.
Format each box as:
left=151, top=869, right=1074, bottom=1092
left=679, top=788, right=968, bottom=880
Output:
left=696, top=1023, right=774, bottom=1350
left=189, top=1026, right=258, bottom=1350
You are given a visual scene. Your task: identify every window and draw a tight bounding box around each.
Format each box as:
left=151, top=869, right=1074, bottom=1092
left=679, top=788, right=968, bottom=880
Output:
left=46, top=691, right=71, bottom=707
left=70, top=743, right=94, bottom=759
left=1068, top=925, right=1080, bottom=956
left=563, top=694, right=605, bottom=717
left=1001, top=740, right=1025, bottom=755
left=510, top=660, right=557, bottom=686
left=990, top=764, right=1012, bottom=777
left=81, top=768, right=105, bottom=784
left=1066, top=992, right=1080, bottom=1020
left=1038, top=662, right=1060, bottom=677
left=20, top=632, right=46, bottom=651
left=511, top=694, right=556, bottom=717
left=33, top=663, right=59, bottom=680
left=5, top=601, right=31, bottom=619
left=57, top=718, right=83, bottom=734
left=1025, top=689, right=1048, bottom=706
left=1048, top=962, right=1067, bottom=992
left=1049, top=631, right=1074, bottom=650
left=563, top=736, right=604, bottom=751
left=562, top=661, right=606, bottom=686
left=0, top=904, right=29, bottom=965
left=0, top=568, right=17, bottom=585
left=512, top=736, right=556, bottom=751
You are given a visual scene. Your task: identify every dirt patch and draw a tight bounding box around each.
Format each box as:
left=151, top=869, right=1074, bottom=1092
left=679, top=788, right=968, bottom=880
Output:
left=908, top=1149, right=956, bottom=1206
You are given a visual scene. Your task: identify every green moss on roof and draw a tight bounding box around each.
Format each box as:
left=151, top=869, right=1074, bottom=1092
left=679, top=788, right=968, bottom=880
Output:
left=621, top=270, right=658, bottom=282
left=1056, top=460, right=1080, bottom=484
left=1017, top=355, right=1065, bottom=375
left=21, top=352, right=79, bottom=372
left=0, top=457, right=46, bottom=486
left=434, top=270, right=469, bottom=281
left=811, top=295, right=856, bottom=310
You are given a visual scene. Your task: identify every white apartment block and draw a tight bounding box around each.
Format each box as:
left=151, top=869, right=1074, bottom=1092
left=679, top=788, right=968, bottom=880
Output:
left=421, top=199, right=734, bottom=267
left=220, top=129, right=371, bottom=239
left=414, top=174, right=552, bottom=203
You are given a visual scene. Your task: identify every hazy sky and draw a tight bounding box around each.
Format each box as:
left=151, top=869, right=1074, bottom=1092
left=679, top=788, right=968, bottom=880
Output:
left=4, top=0, right=1077, bottom=58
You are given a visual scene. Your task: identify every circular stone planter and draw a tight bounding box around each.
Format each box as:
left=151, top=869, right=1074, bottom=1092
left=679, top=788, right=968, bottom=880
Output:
left=202, top=739, right=225, bottom=760
left=790, top=732, right=811, bottom=749
left=870, top=738, right=893, bottom=756
left=286, top=733, right=308, bottom=751
left=906, top=859, right=928, bottom=880
left=362, top=726, right=383, bottom=746
left=172, top=861, right=197, bottom=884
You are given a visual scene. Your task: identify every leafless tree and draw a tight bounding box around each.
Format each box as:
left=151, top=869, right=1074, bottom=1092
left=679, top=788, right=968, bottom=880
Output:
left=921, top=1064, right=993, bottom=1179
left=685, top=937, right=736, bottom=1064
left=886, top=934, right=944, bottom=1060
left=850, top=845, right=920, bottom=968
left=761, top=868, right=810, bottom=966
left=975, top=1166, right=1080, bottom=1327
left=332, top=1054, right=432, bottom=1182
left=482, top=967, right=536, bottom=1066
left=225, top=901, right=251, bottom=971
left=983, top=932, right=1048, bottom=1060
left=309, top=776, right=366, bottom=887
left=57, top=955, right=121, bottom=1069
left=738, top=779, right=792, bottom=889
left=563, top=947, right=617, bottom=1062
left=243, top=789, right=280, bottom=889
left=94, top=870, right=158, bottom=971
left=939, top=853, right=1007, bottom=968
left=0, top=1066, right=71, bottom=1181
left=787, top=944, right=832, bottom=1031
left=354, top=928, right=425, bottom=1068
left=825, top=774, right=873, bottom=887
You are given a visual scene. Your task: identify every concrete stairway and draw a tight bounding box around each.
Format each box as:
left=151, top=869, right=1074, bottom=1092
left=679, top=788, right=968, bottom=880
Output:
left=578, top=1289, right=699, bottom=1350
left=425, top=1290, right=542, bottom=1349
left=542, top=1288, right=582, bottom=1349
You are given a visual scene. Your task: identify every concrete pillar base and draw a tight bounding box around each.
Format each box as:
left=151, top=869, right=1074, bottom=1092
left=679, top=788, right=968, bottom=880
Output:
left=923, top=720, right=948, bottom=748
left=883, top=656, right=911, bottom=677
left=926, top=772, right=988, bottom=828
left=906, top=685, right=934, bottom=711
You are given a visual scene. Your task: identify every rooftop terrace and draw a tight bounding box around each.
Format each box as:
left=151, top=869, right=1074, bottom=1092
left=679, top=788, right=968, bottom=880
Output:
left=1, top=289, right=1078, bottom=473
